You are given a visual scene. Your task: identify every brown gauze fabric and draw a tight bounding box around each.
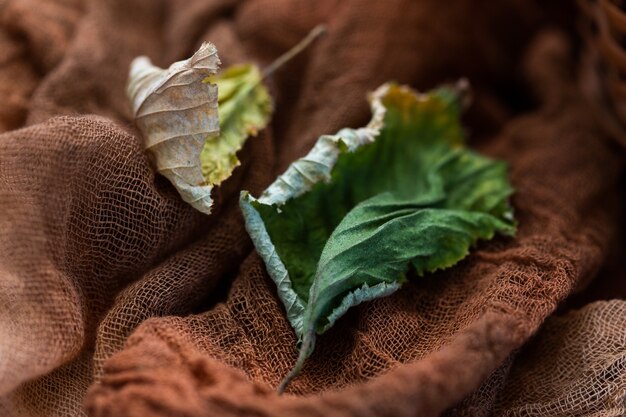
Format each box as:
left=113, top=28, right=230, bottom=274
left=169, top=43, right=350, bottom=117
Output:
left=0, top=1, right=625, bottom=417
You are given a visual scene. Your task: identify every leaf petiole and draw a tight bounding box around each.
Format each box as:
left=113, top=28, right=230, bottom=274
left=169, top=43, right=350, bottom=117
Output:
left=277, top=327, right=316, bottom=394
left=262, top=24, right=327, bottom=81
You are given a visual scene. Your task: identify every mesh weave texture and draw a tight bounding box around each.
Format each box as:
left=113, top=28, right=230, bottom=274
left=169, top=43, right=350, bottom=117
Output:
left=0, top=1, right=624, bottom=417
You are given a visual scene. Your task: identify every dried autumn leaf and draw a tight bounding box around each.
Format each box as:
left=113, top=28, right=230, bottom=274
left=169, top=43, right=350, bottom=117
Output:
left=127, top=44, right=272, bottom=214
left=240, top=82, right=516, bottom=392
left=127, top=43, right=220, bottom=214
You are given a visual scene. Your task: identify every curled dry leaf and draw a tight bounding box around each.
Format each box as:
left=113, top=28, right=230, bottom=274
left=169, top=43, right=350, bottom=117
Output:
left=128, top=43, right=221, bottom=214
left=128, top=44, right=273, bottom=214
left=127, top=25, right=327, bottom=214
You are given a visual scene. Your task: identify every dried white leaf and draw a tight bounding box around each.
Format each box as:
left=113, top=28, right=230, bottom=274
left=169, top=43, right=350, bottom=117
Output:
left=127, top=43, right=221, bottom=214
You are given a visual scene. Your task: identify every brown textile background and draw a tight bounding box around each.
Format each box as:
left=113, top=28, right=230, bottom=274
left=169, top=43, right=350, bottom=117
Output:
left=0, top=1, right=624, bottom=417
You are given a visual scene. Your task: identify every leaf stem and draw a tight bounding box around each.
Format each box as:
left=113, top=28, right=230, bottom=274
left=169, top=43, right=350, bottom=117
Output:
left=277, top=328, right=316, bottom=394
left=262, top=24, right=327, bottom=79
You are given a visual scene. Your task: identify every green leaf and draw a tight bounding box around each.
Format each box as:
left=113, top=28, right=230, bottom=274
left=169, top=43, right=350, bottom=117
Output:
left=127, top=45, right=272, bottom=215
left=240, top=82, right=516, bottom=391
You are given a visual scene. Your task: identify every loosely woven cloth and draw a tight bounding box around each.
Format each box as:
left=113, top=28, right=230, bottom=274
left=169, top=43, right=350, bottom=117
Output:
left=0, top=1, right=624, bottom=417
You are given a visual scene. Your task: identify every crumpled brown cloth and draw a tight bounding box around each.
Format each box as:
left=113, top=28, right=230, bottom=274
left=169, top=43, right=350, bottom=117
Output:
left=0, top=1, right=624, bottom=417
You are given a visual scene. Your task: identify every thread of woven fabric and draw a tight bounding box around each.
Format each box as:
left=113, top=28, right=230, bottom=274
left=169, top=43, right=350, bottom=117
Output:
left=492, top=300, right=626, bottom=416
left=0, top=1, right=624, bottom=417
left=83, top=31, right=625, bottom=417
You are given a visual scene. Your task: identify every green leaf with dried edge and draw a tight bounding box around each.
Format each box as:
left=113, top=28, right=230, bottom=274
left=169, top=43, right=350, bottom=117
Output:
left=127, top=44, right=272, bottom=215
left=240, top=82, right=516, bottom=392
